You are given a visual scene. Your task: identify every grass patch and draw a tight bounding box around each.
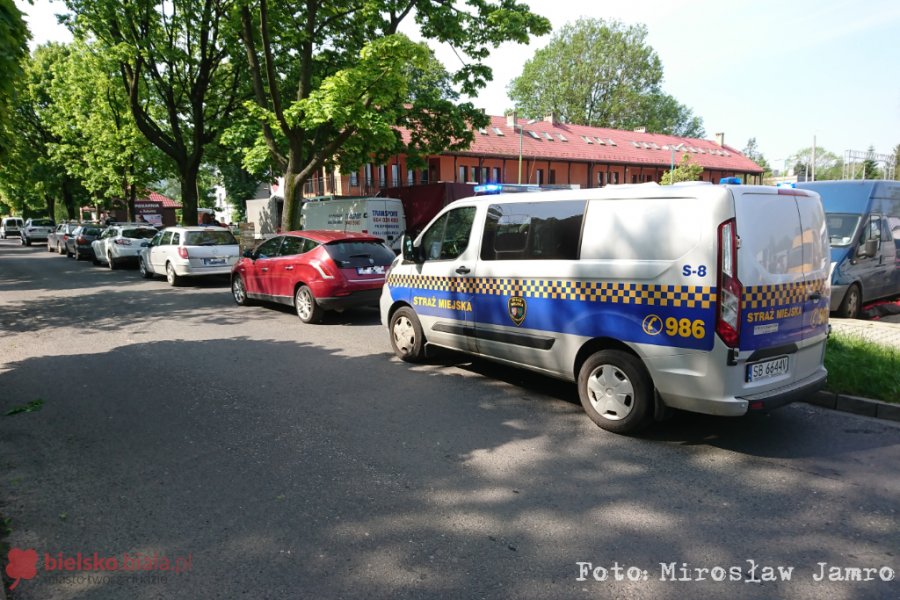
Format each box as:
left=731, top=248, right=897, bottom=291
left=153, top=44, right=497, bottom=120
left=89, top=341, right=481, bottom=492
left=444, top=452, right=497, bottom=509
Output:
left=4, top=399, right=44, bottom=416
left=825, top=332, right=899, bottom=403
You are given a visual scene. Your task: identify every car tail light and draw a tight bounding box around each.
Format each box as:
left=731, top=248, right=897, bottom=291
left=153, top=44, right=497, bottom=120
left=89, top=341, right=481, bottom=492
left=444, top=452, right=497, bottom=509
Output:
left=178, top=247, right=189, bottom=259
left=310, top=260, right=335, bottom=280
left=716, top=219, right=742, bottom=347
left=62, top=234, right=69, bottom=241
left=114, top=238, right=131, bottom=246
left=77, top=236, right=87, bottom=244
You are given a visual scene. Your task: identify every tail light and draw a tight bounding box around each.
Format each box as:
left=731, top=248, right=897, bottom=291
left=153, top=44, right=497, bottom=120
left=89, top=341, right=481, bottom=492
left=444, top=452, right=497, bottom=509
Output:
left=310, top=260, right=335, bottom=280
left=178, top=247, right=189, bottom=259
left=62, top=234, right=69, bottom=241
left=716, top=219, right=742, bottom=347
left=76, top=236, right=87, bottom=244
left=114, top=238, right=131, bottom=246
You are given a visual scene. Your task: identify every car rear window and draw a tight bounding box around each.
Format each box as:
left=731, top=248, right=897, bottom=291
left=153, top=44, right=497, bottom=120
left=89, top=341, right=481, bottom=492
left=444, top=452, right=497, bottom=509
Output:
left=123, top=228, right=158, bottom=239
left=82, top=227, right=103, bottom=236
left=324, top=241, right=395, bottom=267
left=184, top=230, right=238, bottom=246
left=32, top=219, right=54, bottom=226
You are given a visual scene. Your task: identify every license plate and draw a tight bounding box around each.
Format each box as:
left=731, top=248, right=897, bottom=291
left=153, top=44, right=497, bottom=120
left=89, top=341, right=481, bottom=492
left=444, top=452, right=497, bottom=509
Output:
left=746, top=356, right=789, bottom=382
left=356, top=265, right=385, bottom=275
left=203, top=258, right=226, bottom=265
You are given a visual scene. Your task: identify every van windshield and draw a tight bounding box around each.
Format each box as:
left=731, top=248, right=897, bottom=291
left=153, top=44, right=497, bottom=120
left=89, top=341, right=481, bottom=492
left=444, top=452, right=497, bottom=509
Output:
left=826, top=213, right=861, bottom=247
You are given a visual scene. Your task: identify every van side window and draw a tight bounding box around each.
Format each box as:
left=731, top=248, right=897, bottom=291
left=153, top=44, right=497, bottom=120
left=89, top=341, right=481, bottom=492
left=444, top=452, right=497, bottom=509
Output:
left=480, top=201, right=585, bottom=261
left=421, top=207, right=476, bottom=261
left=866, top=216, right=883, bottom=244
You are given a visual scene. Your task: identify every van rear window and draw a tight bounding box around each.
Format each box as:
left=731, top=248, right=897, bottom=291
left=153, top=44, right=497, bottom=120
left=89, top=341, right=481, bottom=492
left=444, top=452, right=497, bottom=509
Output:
left=480, top=201, right=585, bottom=261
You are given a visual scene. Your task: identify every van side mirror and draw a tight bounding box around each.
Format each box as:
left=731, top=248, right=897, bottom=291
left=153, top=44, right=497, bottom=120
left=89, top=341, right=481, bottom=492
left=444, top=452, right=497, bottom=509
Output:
left=856, top=239, right=878, bottom=258
left=401, top=233, right=423, bottom=263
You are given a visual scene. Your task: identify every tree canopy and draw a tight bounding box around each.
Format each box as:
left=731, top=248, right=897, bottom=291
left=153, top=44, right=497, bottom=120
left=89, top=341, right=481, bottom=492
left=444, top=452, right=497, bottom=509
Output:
left=0, top=0, right=30, bottom=155
left=508, top=18, right=704, bottom=137
left=235, top=0, right=551, bottom=229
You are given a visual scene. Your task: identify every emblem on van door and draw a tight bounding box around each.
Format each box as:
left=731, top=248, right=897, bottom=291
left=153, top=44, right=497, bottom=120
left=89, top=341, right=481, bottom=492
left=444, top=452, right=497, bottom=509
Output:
left=508, top=296, right=527, bottom=326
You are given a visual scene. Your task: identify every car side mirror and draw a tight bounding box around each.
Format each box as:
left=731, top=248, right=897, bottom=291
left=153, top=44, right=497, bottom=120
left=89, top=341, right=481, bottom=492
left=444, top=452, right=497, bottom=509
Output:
left=401, top=233, right=423, bottom=264
left=242, top=249, right=254, bottom=259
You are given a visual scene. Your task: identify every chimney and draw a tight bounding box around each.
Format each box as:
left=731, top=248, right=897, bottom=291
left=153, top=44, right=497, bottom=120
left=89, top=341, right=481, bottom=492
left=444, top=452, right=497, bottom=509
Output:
left=633, top=126, right=646, bottom=133
left=506, top=112, right=517, bottom=127
left=715, top=132, right=725, bottom=147
left=544, top=113, right=558, bottom=125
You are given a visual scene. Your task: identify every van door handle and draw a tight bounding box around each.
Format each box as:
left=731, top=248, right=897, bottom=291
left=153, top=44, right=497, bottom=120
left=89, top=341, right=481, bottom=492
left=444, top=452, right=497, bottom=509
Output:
left=261, top=267, right=269, bottom=272
left=808, top=293, right=822, bottom=301
left=455, top=266, right=471, bottom=274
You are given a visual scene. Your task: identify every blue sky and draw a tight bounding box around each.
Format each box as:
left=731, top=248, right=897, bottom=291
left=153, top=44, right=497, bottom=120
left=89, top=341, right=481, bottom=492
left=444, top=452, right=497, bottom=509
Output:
left=18, top=0, right=900, bottom=168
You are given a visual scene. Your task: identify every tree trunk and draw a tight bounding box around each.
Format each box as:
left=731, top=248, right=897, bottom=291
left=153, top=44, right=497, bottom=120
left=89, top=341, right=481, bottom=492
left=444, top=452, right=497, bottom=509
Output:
left=180, top=165, right=200, bottom=226
left=123, top=174, right=133, bottom=222
left=44, top=195, right=55, bottom=221
left=62, top=179, right=77, bottom=220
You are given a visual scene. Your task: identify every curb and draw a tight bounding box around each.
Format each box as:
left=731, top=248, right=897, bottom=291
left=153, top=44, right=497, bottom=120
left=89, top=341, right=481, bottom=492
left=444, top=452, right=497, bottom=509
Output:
left=805, top=390, right=900, bottom=422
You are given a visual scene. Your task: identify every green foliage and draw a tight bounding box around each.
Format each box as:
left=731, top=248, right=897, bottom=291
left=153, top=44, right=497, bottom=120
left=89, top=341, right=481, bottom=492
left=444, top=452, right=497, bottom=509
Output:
left=825, top=332, right=898, bottom=402
left=0, top=0, right=29, bottom=155
left=661, top=154, right=703, bottom=185
left=237, top=0, right=550, bottom=230
left=63, top=0, right=248, bottom=225
left=861, top=145, right=882, bottom=179
left=742, top=138, right=771, bottom=177
left=508, top=18, right=704, bottom=136
left=790, top=145, right=841, bottom=181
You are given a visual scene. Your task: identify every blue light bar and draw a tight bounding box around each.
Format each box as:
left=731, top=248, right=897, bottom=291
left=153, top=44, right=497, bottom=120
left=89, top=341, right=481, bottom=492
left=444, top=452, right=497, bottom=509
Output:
left=473, top=184, right=504, bottom=194
left=719, top=177, right=742, bottom=185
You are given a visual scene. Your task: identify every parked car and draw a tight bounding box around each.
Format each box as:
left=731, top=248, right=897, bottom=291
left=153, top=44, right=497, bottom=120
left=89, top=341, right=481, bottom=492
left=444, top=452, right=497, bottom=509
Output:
left=139, top=226, right=240, bottom=286
left=47, top=222, right=80, bottom=254
left=65, top=224, right=105, bottom=260
left=231, top=231, right=395, bottom=323
left=1, top=217, right=23, bottom=239
left=20, top=218, right=55, bottom=246
left=91, top=223, right=158, bottom=269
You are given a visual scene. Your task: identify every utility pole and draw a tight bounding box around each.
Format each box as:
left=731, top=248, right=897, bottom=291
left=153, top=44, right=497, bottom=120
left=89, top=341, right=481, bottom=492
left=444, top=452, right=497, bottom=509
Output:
left=811, top=135, right=816, bottom=181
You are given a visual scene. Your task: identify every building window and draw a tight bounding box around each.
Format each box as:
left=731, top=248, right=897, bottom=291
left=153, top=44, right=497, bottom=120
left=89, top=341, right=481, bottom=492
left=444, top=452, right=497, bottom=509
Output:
left=632, top=174, right=638, bottom=183
left=378, top=165, right=387, bottom=188
left=459, top=165, right=467, bottom=182
left=492, top=167, right=500, bottom=182
left=391, top=164, right=399, bottom=187
left=611, top=172, right=619, bottom=184
left=365, top=164, right=373, bottom=186
left=350, top=171, right=358, bottom=187
left=597, top=172, right=604, bottom=187
left=421, top=169, right=429, bottom=184
left=549, top=169, right=556, bottom=184
left=481, top=167, right=489, bottom=183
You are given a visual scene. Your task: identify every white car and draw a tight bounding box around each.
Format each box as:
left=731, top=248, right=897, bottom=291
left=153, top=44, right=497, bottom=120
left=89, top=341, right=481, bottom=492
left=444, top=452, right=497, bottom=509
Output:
left=21, top=218, right=55, bottom=246
left=1, top=217, right=23, bottom=239
left=91, top=223, right=159, bottom=269
left=139, top=226, right=240, bottom=286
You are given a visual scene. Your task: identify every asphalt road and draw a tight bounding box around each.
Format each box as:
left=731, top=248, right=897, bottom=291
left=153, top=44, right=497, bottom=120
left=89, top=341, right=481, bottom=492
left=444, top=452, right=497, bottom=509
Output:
left=0, top=238, right=898, bottom=600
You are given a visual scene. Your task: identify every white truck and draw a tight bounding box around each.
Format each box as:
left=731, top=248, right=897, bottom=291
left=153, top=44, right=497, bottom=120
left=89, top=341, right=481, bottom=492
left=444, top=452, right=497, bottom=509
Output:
left=301, top=197, right=406, bottom=251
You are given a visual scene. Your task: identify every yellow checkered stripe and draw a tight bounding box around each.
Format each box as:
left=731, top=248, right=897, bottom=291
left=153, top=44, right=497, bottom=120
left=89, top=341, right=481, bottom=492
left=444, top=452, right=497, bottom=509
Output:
left=387, top=274, right=717, bottom=309
left=744, top=278, right=828, bottom=309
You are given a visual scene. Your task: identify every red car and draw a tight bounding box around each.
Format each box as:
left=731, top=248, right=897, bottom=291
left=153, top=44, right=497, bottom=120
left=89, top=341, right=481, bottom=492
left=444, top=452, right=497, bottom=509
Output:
left=231, top=230, right=396, bottom=323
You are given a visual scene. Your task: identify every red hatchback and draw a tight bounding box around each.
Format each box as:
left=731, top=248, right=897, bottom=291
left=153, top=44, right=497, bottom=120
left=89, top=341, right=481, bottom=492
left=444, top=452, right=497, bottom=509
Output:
left=231, top=230, right=396, bottom=323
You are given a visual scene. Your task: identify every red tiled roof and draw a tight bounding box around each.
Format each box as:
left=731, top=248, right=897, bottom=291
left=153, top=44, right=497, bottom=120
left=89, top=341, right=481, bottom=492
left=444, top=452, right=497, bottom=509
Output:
left=403, top=115, right=762, bottom=173
left=146, top=190, right=182, bottom=208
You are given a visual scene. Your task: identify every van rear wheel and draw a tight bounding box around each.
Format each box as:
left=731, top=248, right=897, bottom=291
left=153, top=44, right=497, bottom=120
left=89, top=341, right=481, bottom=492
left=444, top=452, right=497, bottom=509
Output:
left=836, top=284, right=861, bottom=319
left=389, top=307, right=426, bottom=362
left=578, top=350, right=653, bottom=434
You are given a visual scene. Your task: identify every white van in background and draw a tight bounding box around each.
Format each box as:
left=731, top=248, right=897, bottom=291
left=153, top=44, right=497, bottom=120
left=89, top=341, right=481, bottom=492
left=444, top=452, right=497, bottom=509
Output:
left=381, top=181, right=830, bottom=434
left=301, top=197, right=406, bottom=251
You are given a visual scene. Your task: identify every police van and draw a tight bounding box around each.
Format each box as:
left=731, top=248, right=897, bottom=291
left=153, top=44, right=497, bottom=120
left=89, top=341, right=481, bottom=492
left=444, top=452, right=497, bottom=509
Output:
left=380, top=181, right=830, bottom=433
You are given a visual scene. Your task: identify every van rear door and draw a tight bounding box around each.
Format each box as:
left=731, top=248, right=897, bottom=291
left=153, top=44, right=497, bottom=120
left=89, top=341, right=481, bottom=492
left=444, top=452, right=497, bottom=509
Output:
left=734, top=188, right=827, bottom=351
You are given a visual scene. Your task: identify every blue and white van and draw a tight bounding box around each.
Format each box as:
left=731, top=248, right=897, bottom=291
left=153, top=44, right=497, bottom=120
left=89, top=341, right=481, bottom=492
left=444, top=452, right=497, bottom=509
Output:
left=380, top=182, right=830, bottom=433
left=795, top=180, right=900, bottom=318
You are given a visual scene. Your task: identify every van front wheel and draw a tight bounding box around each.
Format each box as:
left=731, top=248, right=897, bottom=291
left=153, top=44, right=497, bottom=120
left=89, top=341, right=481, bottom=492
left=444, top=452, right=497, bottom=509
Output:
left=389, top=307, right=426, bottom=362
left=578, top=350, right=653, bottom=434
left=836, top=284, right=861, bottom=319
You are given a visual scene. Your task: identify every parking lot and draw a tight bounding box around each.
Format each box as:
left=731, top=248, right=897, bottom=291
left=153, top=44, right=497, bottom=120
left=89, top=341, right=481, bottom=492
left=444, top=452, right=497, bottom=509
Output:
left=0, top=238, right=898, bottom=599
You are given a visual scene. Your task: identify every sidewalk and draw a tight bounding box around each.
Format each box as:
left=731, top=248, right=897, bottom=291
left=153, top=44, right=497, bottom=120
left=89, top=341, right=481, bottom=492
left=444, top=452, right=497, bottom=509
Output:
left=829, top=317, right=900, bottom=349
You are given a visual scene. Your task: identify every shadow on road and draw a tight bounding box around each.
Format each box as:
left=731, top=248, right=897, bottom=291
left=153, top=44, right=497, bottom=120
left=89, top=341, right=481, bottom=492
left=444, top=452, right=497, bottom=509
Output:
left=1, top=338, right=897, bottom=599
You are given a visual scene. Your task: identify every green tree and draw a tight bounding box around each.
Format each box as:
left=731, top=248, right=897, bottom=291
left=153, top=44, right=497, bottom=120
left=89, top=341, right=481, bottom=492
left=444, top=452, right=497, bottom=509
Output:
left=0, top=0, right=30, bottom=156
left=661, top=153, right=703, bottom=185
left=508, top=18, right=704, bottom=136
left=46, top=41, right=163, bottom=220
left=790, top=146, right=840, bottom=181
left=64, top=0, right=246, bottom=225
left=236, top=0, right=550, bottom=230
left=741, top=138, right=772, bottom=177
left=861, top=145, right=882, bottom=179
left=0, top=44, right=87, bottom=220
